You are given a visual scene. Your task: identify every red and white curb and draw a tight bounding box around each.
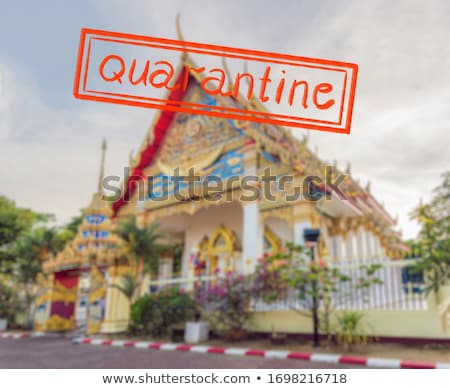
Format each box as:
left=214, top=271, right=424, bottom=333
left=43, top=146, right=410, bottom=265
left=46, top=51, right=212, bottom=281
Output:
left=73, top=337, right=450, bottom=369
left=0, top=331, right=45, bottom=339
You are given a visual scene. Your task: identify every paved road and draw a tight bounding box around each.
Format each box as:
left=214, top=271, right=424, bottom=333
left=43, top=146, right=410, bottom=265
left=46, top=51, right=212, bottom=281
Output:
left=0, top=337, right=366, bottom=368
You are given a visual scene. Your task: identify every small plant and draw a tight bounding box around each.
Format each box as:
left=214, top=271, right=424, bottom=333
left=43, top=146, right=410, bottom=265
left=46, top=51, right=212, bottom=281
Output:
left=334, top=310, right=370, bottom=351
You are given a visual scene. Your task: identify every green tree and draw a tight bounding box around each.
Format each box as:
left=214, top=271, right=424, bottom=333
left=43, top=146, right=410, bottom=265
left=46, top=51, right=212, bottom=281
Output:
left=0, top=196, right=45, bottom=267
left=64, top=210, right=84, bottom=235
left=413, top=171, right=450, bottom=298
left=114, top=216, right=166, bottom=293
left=0, top=196, right=37, bottom=247
left=11, top=226, right=73, bottom=328
left=256, top=243, right=382, bottom=347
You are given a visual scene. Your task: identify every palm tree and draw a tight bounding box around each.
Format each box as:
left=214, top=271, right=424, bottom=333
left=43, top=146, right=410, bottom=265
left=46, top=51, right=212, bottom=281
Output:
left=110, top=271, right=140, bottom=313
left=115, top=216, right=166, bottom=294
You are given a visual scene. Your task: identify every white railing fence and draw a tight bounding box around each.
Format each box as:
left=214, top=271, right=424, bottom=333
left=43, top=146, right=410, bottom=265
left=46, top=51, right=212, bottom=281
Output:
left=148, top=258, right=428, bottom=312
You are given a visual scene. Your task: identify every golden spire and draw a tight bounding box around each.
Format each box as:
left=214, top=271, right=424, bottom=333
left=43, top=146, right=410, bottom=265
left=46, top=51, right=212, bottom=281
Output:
left=176, top=13, right=187, bottom=62
left=345, top=162, right=351, bottom=176
left=97, top=139, right=107, bottom=194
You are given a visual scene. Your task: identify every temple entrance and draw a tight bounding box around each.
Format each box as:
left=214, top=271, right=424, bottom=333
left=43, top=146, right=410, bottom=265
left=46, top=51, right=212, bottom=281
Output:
left=192, top=225, right=242, bottom=276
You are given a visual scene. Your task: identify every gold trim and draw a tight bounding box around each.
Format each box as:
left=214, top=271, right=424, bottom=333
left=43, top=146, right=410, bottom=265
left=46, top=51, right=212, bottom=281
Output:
left=45, top=315, right=75, bottom=332
left=264, top=226, right=281, bottom=254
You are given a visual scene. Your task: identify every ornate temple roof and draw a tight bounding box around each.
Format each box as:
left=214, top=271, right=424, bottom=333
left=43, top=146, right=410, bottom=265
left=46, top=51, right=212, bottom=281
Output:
left=110, top=19, right=405, bottom=254
left=43, top=141, right=122, bottom=273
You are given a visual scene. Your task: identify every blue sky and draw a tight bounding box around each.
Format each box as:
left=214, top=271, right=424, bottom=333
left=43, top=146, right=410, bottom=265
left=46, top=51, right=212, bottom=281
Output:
left=1, top=0, right=449, bottom=239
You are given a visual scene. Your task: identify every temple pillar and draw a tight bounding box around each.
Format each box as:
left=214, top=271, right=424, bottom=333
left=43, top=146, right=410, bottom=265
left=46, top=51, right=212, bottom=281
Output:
left=345, top=232, right=355, bottom=262
left=361, top=228, right=371, bottom=261
left=365, top=230, right=374, bottom=260
left=100, top=266, right=130, bottom=334
left=242, top=202, right=264, bottom=273
left=337, top=235, right=347, bottom=262
left=356, top=226, right=365, bottom=262
left=241, top=145, right=263, bottom=273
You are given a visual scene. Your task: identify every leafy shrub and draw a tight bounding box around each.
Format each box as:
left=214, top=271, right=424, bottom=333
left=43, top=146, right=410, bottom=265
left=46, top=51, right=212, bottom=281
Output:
left=194, top=272, right=251, bottom=335
left=129, top=288, right=196, bottom=337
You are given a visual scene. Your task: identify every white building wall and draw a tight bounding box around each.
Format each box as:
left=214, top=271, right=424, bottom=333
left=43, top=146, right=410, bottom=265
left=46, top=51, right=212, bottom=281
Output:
left=264, top=217, right=293, bottom=243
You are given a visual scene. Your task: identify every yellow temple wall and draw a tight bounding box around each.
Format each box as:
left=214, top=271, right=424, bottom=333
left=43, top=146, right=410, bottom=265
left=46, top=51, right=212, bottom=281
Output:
left=249, top=309, right=450, bottom=340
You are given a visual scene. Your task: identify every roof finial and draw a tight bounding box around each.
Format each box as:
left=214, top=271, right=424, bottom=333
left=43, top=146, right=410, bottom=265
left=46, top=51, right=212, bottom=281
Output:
left=345, top=162, right=351, bottom=175
left=176, top=14, right=187, bottom=61
left=243, top=62, right=257, bottom=103
left=302, top=131, right=310, bottom=144
left=221, top=57, right=234, bottom=92
left=97, top=139, right=107, bottom=194
left=365, top=180, right=371, bottom=193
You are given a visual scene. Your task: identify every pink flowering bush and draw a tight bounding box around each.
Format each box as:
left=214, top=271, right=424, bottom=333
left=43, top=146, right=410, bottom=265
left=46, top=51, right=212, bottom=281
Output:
left=194, top=272, right=251, bottom=335
left=252, top=251, right=290, bottom=303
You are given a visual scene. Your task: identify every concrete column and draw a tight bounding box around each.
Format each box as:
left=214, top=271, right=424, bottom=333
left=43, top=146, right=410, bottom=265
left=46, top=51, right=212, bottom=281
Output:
left=362, top=228, right=371, bottom=261
left=345, top=232, right=356, bottom=262
left=356, top=226, right=365, bottom=262
left=242, top=202, right=263, bottom=273
left=334, top=235, right=346, bottom=263
left=367, top=232, right=375, bottom=260
left=328, top=236, right=336, bottom=261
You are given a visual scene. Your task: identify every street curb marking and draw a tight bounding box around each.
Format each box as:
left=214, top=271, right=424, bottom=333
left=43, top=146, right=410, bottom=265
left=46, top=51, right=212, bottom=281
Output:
left=72, top=337, right=450, bottom=369
left=0, top=332, right=48, bottom=339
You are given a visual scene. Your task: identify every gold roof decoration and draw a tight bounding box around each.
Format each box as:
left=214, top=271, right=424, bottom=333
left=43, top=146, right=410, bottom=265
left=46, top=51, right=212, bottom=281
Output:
left=84, top=193, right=113, bottom=218
left=42, top=140, right=123, bottom=273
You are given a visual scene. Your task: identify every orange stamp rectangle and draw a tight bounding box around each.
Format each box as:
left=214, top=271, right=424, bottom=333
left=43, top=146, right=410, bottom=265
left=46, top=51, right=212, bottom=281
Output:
left=74, top=28, right=358, bottom=134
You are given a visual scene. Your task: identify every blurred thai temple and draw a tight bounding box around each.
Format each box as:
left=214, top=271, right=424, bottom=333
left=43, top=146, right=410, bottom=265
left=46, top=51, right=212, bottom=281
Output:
left=35, top=22, right=408, bottom=335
